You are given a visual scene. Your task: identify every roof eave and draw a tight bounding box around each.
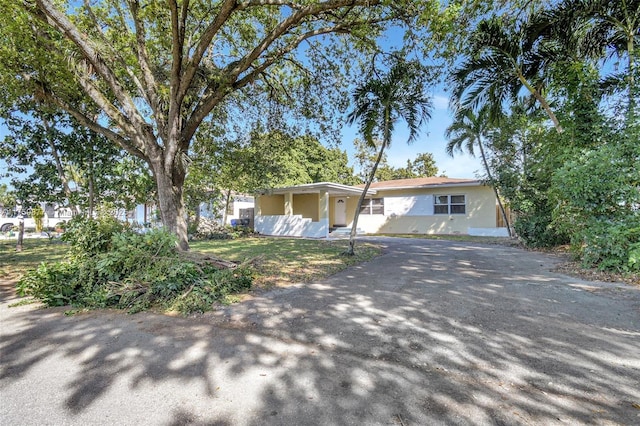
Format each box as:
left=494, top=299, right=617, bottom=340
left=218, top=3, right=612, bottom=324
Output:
left=256, top=182, right=376, bottom=196
left=371, top=181, right=484, bottom=191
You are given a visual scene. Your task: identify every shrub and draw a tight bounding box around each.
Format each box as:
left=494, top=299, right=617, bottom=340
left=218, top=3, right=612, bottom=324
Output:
left=550, top=143, right=640, bottom=272
left=17, top=261, right=80, bottom=306
left=629, top=243, right=640, bottom=272
left=579, top=218, right=640, bottom=272
left=192, top=217, right=255, bottom=240
left=18, top=217, right=253, bottom=314
left=32, top=206, right=44, bottom=233
left=514, top=204, right=569, bottom=248
left=62, top=216, right=125, bottom=259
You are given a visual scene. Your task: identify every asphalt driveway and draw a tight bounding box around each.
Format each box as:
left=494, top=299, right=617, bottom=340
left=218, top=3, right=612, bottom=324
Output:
left=1, top=237, right=639, bottom=425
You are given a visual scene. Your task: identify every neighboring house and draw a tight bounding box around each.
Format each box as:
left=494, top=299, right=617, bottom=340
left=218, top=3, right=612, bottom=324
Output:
left=129, top=194, right=255, bottom=229
left=222, top=194, right=255, bottom=227
left=1, top=203, right=73, bottom=232
left=254, top=177, right=509, bottom=238
left=198, top=194, right=255, bottom=227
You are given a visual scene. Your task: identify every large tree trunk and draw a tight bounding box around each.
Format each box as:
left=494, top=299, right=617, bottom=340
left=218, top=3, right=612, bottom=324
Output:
left=151, top=158, right=189, bottom=251
left=16, top=218, right=24, bottom=252
left=222, top=189, right=232, bottom=225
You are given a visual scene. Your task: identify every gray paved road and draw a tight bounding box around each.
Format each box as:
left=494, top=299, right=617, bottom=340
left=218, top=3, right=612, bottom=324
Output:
left=1, top=237, right=639, bottom=425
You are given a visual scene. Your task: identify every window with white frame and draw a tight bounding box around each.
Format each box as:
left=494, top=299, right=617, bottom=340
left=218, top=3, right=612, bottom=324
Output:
left=434, top=195, right=466, bottom=214
left=360, top=198, right=385, bottom=215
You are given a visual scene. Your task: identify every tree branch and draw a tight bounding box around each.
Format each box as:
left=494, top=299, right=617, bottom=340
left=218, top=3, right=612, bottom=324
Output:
left=183, top=20, right=357, bottom=143
left=262, top=70, right=295, bottom=104
left=38, top=89, right=146, bottom=161
left=128, top=0, right=163, bottom=131
left=168, top=0, right=183, bottom=126
left=181, top=0, right=381, bottom=136
left=234, top=1, right=352, bottom=76
left=34, top=0, right=155, bottom=145
left=167, top=0, right=189, bottom=166
left=178, top=0, right=239, bottom=103
left=81, top=0, right=147, bottom=103
left=67, top=62, right=144, bottom=144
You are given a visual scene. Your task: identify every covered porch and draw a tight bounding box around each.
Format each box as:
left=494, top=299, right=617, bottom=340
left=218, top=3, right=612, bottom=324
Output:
left=254, top=182, right=375, bottom=238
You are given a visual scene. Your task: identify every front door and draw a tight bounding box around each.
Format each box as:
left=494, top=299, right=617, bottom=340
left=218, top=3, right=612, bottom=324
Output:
left=334, top=198, right=346, bottom=227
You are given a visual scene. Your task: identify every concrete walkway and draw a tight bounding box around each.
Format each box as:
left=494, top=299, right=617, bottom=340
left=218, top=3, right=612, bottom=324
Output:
left=1, top=237, right=639, bottom=425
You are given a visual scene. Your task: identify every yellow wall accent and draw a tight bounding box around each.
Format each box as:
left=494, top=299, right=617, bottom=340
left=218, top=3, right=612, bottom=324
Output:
left=293, top=193, right=319, bottom=221
left=284, top=192, right=293, bottom=215
left=345, top=196, right=360, bottom=226
left=329, top=197, right=335, bottom=224
left=257, top=194, right=285, bottom=215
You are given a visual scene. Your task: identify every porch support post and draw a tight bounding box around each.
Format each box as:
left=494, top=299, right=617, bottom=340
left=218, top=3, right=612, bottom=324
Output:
left=284, top=192, right=293, bottom=216
left=255, top=195, right=262, bottom=216
left=319, top=190, right=330, bottom=238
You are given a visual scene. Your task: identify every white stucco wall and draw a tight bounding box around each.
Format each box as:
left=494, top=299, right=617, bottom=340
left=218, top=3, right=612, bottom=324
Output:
left=255, top=215, right=329, bottom=238
left=226, top=199, right=254, bottom=225
left=350, top=185, right=499, bottom=235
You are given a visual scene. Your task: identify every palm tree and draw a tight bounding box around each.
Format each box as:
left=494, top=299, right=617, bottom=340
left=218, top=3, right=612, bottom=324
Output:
left=449, top=16, right=564, bottom=133
left=445, top=108, right=513, bottom=237
left=545, top=0, right=640, bottom=113
left=344, top=60, right=432, bottom=255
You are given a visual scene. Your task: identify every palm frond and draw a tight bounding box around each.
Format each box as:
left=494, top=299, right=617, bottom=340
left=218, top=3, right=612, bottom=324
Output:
left=444, top=108, right=494, bottom=158
left=348, top=59, right=432, bottom=148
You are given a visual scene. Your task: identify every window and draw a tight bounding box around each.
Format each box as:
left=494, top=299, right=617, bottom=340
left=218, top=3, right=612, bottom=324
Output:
left=434, top=195, right=466, bottom=215
left=360, top=198, right=385, bottom=215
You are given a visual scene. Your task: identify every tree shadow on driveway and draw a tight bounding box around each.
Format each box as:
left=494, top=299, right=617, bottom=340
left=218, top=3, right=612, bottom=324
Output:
left=1, top=238, right=639, bottom=425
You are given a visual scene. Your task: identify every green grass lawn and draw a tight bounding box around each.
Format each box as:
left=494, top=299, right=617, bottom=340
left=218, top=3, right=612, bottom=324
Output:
left=0, top=236, right=382, bottom=289
left=191, top=237, right=382, bottom=288
left=0, top=238, right=68, bottom=281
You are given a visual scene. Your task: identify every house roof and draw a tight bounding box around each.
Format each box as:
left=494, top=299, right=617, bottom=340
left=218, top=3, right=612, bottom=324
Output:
left=257, top=177, right=483, bottom=197
left=358, top=177, right=482, bottom=191
left=257, top=182, right=377, bottom=196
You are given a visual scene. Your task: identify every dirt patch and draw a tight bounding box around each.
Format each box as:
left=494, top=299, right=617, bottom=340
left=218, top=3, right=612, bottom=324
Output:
left=553, top=261, right=640, bottom=288
left=501, top=241, right=640, bottom=288
left=0, top=278, right=20, bottom=303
